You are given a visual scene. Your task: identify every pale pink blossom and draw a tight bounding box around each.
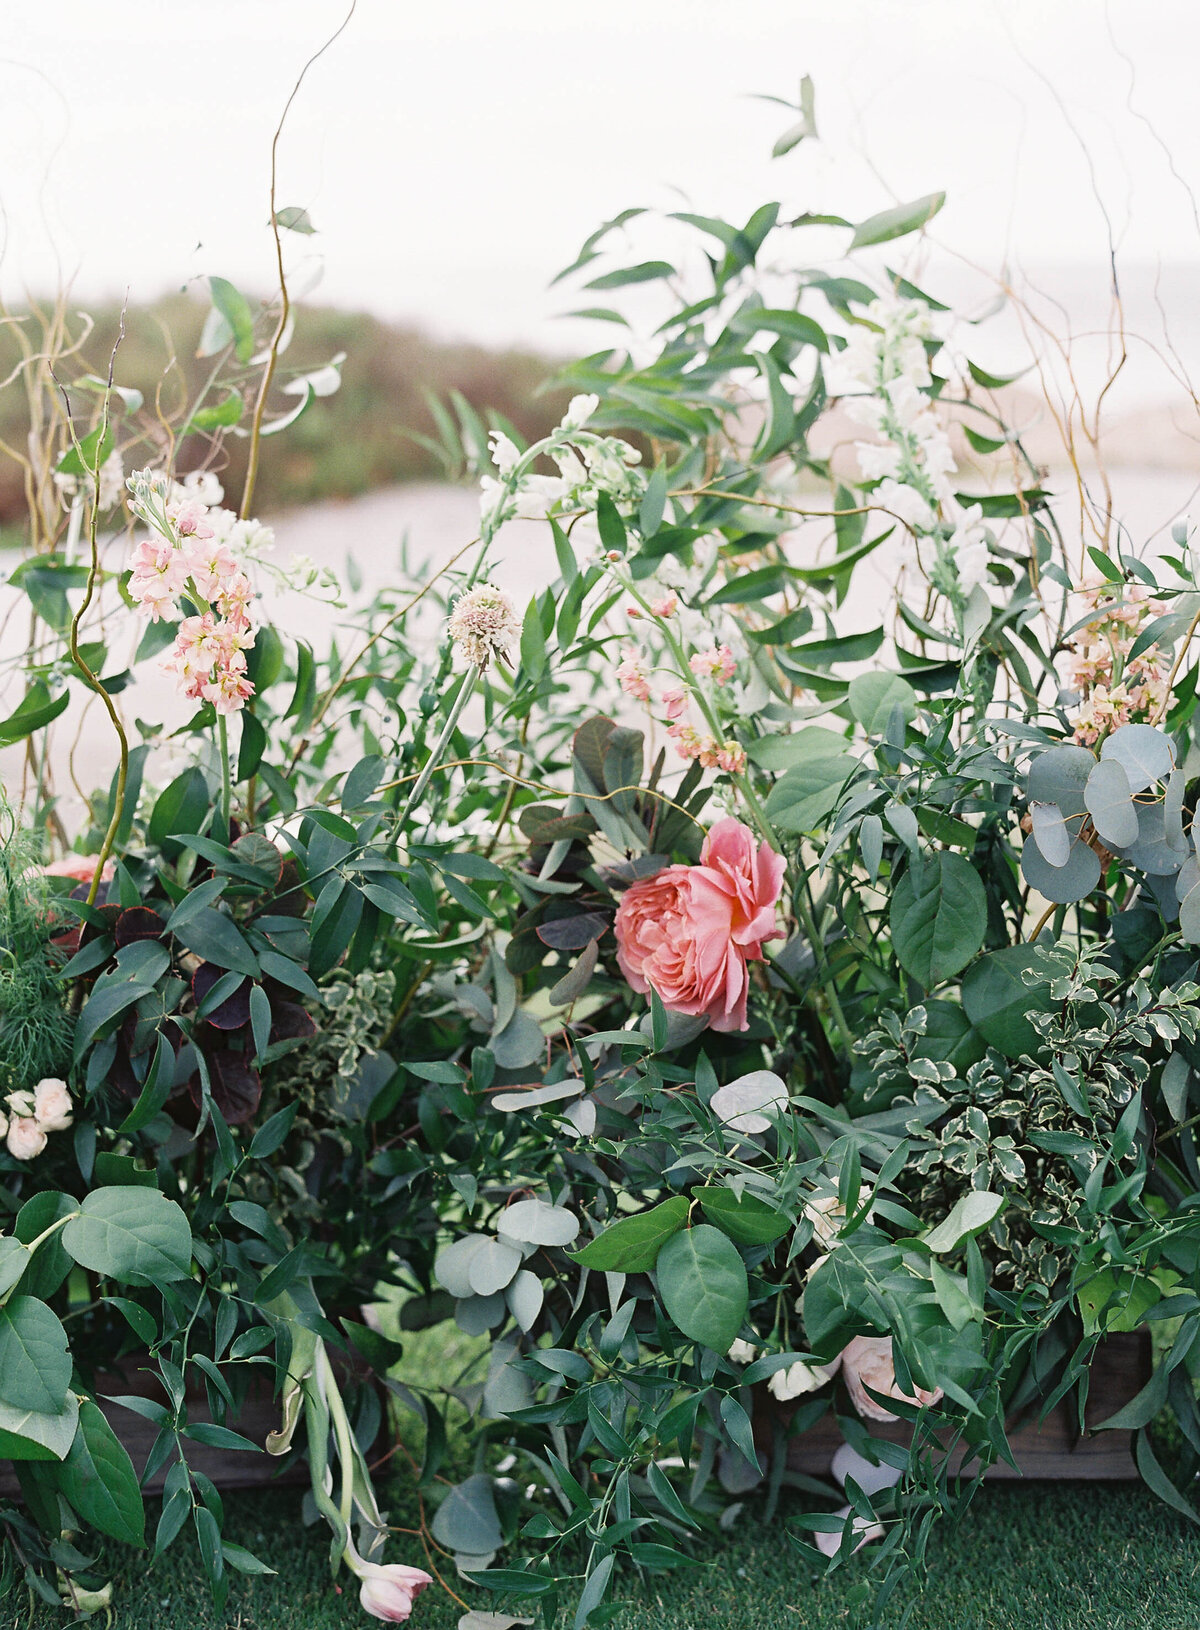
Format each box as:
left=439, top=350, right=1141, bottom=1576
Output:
left=165, top=498, right=214, bottom=540
left=128, top=539, right=189, bottom=620
left=216, top=572, right=255, bottom=633
left=660, top=687, right=688, bottom=722
left=187, top=539, right=239, bottom=598
left=614, top=817, right=785, bottom=1032
left=840, top=1334, right=943, bottom=1423
left=689, top=645, right=737, bottom=685
left=356, top=1561, right=433, bottom=1621
left=7, top=1116, right=47, bottom=1161
left=617, top=649, right=652, bottom=703
left=716, top=740, right=746, bottom=775
left=649, top=593, right=678, bottom=618
left=33, top=1079, right=73, bottom=1132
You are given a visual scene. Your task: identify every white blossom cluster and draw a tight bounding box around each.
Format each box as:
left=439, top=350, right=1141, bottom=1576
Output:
left=830, top=296, right=991, bottom=609
left=479, top=393, right=646, bottom=534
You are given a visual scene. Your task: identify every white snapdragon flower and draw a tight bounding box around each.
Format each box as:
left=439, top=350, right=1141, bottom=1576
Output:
left=560, top=392, right=600, bottom=431
left=488, top=431, right=521, bottom=476
left=854, top=442, right=903, bottom=482
left=875, top=479, right=935, bottom=531
left=514, top=474, right=571, bottom=520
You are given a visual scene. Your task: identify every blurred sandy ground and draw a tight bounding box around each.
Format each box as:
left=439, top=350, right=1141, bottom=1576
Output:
left=1, top=455, right=1197, bottom=839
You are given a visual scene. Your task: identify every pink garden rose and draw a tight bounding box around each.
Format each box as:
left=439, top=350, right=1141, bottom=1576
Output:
left=840, top=1334, right=943, bottom=1423
left=614, top=817, right=785, bottom=1032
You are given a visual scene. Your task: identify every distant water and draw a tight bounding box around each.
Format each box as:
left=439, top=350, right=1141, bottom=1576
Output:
left=2, top=458, right=1196, bottom=830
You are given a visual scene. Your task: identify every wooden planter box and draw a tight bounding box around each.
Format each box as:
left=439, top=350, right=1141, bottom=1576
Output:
left=779, top=1333, right=1149, bottom=1482
left=1, top=1334, right=1150, bottom=1501
left=0, top=1366, right=304, bottom=1501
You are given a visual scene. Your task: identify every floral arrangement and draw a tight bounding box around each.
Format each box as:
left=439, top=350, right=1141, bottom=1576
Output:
left=0, top=89, right=1199, bottom=1630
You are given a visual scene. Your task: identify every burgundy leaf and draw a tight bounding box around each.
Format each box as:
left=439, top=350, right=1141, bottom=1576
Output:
left=191, top=963, right=252, bottom=1030
left=188, top=1048, right=261, bottom=1126
left=115, top=906, right=166, bottom=947
left=536, top=911, right=611, bottom=951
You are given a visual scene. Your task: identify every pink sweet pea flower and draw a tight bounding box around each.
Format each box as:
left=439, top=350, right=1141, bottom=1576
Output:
left=356, top=1561, right=433, bottom=1621
left=649, top=593, right=678, bottom=618
left=613, top=817, right=785, bottom=1031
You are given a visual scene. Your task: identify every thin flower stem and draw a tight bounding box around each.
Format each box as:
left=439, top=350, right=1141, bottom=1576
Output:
left=217, top=713, right=232, bottom=830
left=400, top=667, right=478, bottom=823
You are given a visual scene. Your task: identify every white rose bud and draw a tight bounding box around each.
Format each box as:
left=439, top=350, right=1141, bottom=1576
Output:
left=7, top=1117, right=48, bottom=1161
left=34, top=1078, right=74, bottom=1132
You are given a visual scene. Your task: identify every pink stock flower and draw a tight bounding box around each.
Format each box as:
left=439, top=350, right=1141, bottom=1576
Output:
left=716, top=740, right=747, bottom=775
left=163, top=615, right=255, bottom=713
left=187, top=538, right=239, bottom=598
left=203, top=662, right=255, bottom=715
left=129, top=539, right=189, bottom=619
left=689, top=645, right=736, bottom=684
left=649, top=593, right=678, bottom=618
left=165, top=498, right=214, bottom=540
left=356, top=1561, right=433, bottom=1621
left=217, top=571, right=255, bottom=633
left=617, top=649, right=652, bottom=703
left=839, top=1334, right=943, bottom=1423
left=614, top=817, right=785, bottom=1032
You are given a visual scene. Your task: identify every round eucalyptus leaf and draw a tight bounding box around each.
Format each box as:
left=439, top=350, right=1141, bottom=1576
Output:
left=1179, top=882, right=1200, bottom=945
left=434, top=1234, right=489, bottom=1298
left=1177, top=855, right=1200, bottom=906
left=496, top=1197, right=579, bottom=1247
left=1028, top=745, right=1095, bottom=836
left=1125, top=803, right=1189, bottom=876
left=1100, top=722, right=1176, bottom=795
left=1020, top=835, right=1101, bottom=904
left=467, top=1239, right=522, bottom=1296
left=889, top=852, right=987, bottom=986
left=431, top=1474, right=503, bottom=1555
left=1164, top=769, right=1187, bottom=847
left=1083, top=757, right=1138, bottom=848
left=505, top=1269, right=544, bottom=1332
left=709, top=1070, right=789, bottom=1134
left=1030, top=802, right=1072, bottom=867
left=454, top=1293, right=506, bottom=1336
left=490, top=1010, right=547, bottom=1070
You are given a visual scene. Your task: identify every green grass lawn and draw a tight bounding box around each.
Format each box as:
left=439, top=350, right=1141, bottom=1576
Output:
left=11, top=1481, right=1200, bottom=1630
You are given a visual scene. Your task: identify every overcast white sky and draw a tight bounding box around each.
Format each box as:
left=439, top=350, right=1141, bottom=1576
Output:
left=2, top=0, right=1199, bottom=357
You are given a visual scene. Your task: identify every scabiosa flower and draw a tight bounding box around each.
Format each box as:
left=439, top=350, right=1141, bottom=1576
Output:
left=617, top=649, right=652, bottom=702
left=689, top=645, right=737, bottom=684
left=447, top=583, right=521, bottom=670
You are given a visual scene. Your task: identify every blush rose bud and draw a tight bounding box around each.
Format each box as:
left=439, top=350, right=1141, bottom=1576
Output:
left=356, top=1561, right=434, bottom=1622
